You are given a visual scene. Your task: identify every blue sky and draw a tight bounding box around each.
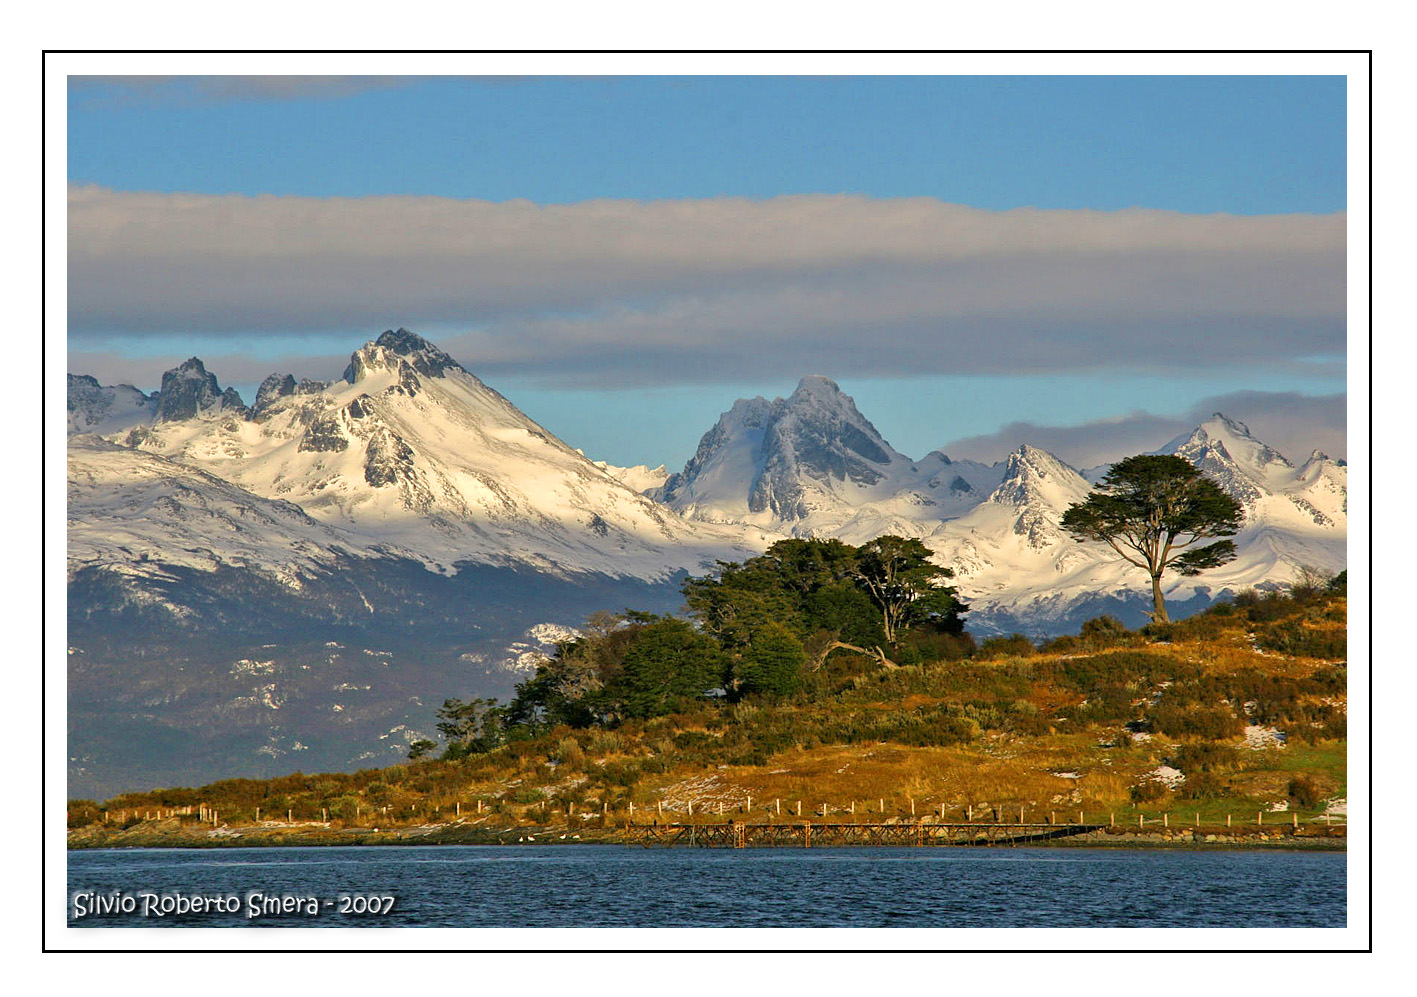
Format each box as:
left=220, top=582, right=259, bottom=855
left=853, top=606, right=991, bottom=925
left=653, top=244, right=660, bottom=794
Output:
left=67, top=74, right=1348, bottom=467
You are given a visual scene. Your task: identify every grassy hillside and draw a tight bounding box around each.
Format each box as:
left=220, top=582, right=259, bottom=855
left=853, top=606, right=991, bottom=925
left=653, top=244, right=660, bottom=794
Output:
left=69, top=582, right=1347, bottom=837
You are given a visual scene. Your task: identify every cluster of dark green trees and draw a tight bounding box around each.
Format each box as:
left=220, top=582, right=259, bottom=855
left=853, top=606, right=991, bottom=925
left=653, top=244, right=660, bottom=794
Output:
left=412, top=455, right=1257, bottom=760
left=411, top=535, right=967, bottom=759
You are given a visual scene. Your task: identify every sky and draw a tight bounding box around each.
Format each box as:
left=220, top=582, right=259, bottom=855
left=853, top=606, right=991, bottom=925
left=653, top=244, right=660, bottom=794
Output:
left=66, top=73, right=1348, bottom=469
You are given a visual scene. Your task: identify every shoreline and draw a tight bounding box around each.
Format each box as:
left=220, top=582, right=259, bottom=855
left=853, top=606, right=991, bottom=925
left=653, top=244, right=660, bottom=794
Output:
left=68, top=821, right=1347, bottom=852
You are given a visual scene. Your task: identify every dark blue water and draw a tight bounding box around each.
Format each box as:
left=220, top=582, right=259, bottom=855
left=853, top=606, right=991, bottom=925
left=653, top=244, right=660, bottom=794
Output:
left=68, top=845, right=1345, bottom=928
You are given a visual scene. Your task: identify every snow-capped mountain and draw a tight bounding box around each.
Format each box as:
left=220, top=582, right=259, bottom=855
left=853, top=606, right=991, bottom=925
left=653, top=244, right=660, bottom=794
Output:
left=1161, top=414, right=1347, bottom=529
left=77, top=329, right=766, bottom=582
left=661, top=391, right=1346, bottom=634
left=660, top=375, right=999, bottom=542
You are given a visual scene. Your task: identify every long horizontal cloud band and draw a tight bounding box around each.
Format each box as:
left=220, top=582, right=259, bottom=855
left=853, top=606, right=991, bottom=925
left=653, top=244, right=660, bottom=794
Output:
left=69, top=186, right=1345, bottom=386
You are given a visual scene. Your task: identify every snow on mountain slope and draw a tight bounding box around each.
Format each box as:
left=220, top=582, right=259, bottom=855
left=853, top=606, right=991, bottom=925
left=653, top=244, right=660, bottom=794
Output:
left=70, top=343, right=1345, bottom=629
left=67, top=374, right=156, bottom=436
left=67, top=434, right=395, bottom=584
left=91, top=330, right=769, bottom=580
left=661, top=376, right=998, bottom=540
left=593, top=460, right=669, bottom=496
left=925, top=445, right=1106, bottom=600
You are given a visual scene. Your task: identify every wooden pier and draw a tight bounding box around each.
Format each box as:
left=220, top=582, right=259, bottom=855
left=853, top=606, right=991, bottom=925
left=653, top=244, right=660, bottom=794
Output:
left=626, top=820, right=1106, bottom=848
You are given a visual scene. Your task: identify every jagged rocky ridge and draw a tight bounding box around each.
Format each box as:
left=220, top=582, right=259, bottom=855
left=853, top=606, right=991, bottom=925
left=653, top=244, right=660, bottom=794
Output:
left=70, top=345, right=1347, bottom=632
left=72, top=330, right=767, bottom=585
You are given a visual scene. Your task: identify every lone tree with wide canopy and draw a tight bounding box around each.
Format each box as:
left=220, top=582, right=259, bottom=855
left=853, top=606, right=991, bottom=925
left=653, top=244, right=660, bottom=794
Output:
left=1060, top=454, right=1244, bottom=624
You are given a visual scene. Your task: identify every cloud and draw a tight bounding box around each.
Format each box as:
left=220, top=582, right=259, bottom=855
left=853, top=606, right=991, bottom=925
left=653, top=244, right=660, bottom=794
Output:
left=68, top=186, right=1345, bottom=388
left=938, top=392, right=1347, bottom=467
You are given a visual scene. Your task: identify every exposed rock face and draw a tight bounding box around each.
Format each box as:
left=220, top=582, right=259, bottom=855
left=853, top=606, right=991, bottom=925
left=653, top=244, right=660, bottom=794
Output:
left=342, top=328, right=464, bottom=386
left=220, top=387, right=248, bottom=418
left=253, top=374, right=297, bottom=418
left=297, top=412, right=350, bottom=453
left=154, top=358, right=236, bottom=423
left=67, top=373, right=154, bottom=435
left=363, top=426, right=416, bottom=488
left=748, top=376, right=896, bottom=519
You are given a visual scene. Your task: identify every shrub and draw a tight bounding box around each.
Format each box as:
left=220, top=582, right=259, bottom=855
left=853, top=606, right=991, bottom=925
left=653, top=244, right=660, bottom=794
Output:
left=1256, top=621, right=1347, bottom=660
left=1169, top=743, right=1239, bottom=773
left=1166, top=613, right=1231, bottom=642
left=551, top=737, right=584, bottom=768
left=908, top=630, right=976, bottom=662
left=1288, top=775, right=1325, bottom=809
left=508, top=786, right=547, bottom=804
left=1244, top=591, right=1296, bottom=623
left=978, top=634, right=1036, bottom=658
left=1140, top=622, right=1175, bottom=643
left=599, top=759, right=644, bottom=787
left=1039, top=634, right=1082, bottom=654
left=1289, top=565, right=1335, bottom=603
left=892, top=714, right=979, bottom=747
left=583, top=729, right=624, bottom=756
left=1130, top=780, right=1170, bottom=803
left=1322, top=712, right=1347, bottom=740
left=1080, top=615, right=1129, bottom=650
left=893, top=642, right=924, bottom=665
left=1147, top=705, right=1243, bottom=740
left=1177, top=771, right=1229, bottom=800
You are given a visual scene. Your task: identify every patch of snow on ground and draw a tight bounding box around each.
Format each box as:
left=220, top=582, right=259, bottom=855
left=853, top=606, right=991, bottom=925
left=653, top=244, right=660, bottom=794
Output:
left=1244, top=725, right=1288, bottom=750
left=1143, top=765, right=1186, bottom=789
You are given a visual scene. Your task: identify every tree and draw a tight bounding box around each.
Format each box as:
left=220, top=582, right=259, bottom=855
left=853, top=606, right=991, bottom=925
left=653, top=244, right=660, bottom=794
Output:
left=605, top=618, right=730, bottom=719
left=732, top=621, right=807, bottom=699
left=1060, top=454, right=1244, bottom=624
left=683, top=538, right=884, bottom=650
left=432, top=697, right=507, bottom=757
left=506, top=611, right=637, bottom=729
left=853, top=536, right=966, bottom=645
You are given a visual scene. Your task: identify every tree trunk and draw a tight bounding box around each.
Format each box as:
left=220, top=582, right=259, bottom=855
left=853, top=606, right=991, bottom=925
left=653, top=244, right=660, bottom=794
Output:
left=1150, top=574, right=1169, bottom=624
left=809, top=640, right=898, bottom=671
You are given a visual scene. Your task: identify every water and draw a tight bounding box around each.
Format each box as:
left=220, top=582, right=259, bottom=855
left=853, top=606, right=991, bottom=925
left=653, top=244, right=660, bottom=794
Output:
left=68, top=845, right=1345, bottom=928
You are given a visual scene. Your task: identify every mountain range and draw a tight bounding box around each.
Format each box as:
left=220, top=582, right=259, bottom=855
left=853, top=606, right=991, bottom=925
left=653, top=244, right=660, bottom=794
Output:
left=66, top=329, right=1346, bottom=797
